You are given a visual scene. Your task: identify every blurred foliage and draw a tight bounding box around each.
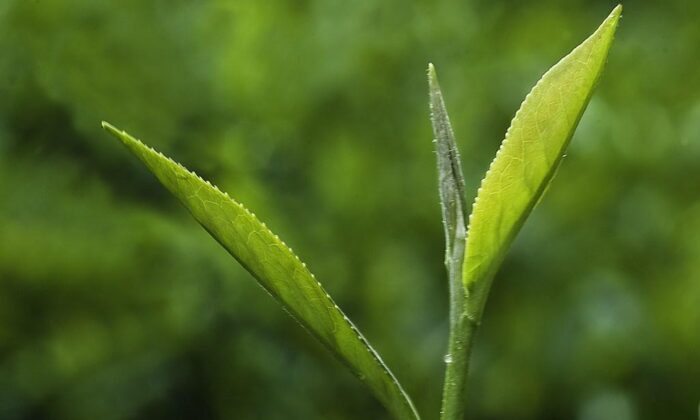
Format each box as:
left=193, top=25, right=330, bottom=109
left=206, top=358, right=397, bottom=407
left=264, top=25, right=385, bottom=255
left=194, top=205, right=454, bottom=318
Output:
left=0, top=1, right=698, bottom=419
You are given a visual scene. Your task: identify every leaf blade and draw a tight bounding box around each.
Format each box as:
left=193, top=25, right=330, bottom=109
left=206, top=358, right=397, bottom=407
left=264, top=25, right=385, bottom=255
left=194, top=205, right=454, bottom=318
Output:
left=462, top=5, right=622, bottom=318
left=102, top=122, right=420, bottom=420
left=429, top=63, right=468, bottom=264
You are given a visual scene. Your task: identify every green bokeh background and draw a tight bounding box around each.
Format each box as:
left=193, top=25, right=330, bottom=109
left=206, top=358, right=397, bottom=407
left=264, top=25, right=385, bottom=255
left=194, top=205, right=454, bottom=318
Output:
left=0, top=1, right=698, bottom=419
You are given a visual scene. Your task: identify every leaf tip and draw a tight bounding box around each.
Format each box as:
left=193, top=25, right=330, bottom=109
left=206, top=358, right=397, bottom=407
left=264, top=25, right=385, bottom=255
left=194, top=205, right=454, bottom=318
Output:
left=613, top=4, right=623, bottom=17
left=584, top=4, right=622, bottom=63
left=101, top=121, right=118, bottom=135
left=101, top=121, right=130, bottom=145
left=427, top=62, right=439, bottom=92
left=604, top=4, right=623, bottom=32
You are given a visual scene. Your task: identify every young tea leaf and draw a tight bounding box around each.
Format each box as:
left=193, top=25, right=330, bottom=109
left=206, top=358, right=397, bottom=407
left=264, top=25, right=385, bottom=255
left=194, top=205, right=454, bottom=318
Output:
left=102, top=122, right=420, bottom=420
left=462, top=6, right=621, bottom=319
left=429, top=64, right=475, bottom=420
left=429, top=63, right=468, bottom=266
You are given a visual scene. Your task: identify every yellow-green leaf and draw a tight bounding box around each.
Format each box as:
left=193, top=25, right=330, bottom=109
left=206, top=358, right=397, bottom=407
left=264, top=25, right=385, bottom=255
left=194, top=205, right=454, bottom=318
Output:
left=462, top=5, right=622, bottom=319
left=102, top=122, right=420, bottom=420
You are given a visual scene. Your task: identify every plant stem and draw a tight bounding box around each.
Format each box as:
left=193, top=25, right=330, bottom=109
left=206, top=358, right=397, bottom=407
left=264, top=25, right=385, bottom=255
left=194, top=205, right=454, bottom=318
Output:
left=440, top=308, right=478, bottom=420
left=439, top=221, right=478, bottom=420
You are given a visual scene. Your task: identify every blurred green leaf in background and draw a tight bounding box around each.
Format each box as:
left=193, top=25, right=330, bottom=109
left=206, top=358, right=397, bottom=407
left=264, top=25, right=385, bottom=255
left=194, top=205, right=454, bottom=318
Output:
left=1, top=1, right=699, bottom=419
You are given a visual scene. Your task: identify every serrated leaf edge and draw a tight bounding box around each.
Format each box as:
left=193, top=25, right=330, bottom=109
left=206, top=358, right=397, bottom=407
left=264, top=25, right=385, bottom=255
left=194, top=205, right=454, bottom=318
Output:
left=101, top=121, right=419, bottom=420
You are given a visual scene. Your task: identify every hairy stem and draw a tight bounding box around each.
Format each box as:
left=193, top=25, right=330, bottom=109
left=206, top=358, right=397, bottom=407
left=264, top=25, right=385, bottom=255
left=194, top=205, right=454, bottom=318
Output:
left=439, top=220, right=478, bottom=420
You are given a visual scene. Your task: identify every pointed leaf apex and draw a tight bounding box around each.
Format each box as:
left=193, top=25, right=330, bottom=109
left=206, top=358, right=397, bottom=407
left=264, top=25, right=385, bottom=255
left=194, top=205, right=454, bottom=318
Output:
left=612, top=4, right=623, bottom=17
left=102, top=121, right=135, bottom=150
left=597, top=4, right=622, bottom=40
left=101, top=121, right=119, bottom=136
left=427, top=63, right=440, bottom=94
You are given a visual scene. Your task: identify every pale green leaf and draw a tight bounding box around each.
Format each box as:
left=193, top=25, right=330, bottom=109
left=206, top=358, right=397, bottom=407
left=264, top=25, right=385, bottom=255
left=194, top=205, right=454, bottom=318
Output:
left=102, top=122, right=420, bottom=420
left=462, top=5, right=622, bottom=319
